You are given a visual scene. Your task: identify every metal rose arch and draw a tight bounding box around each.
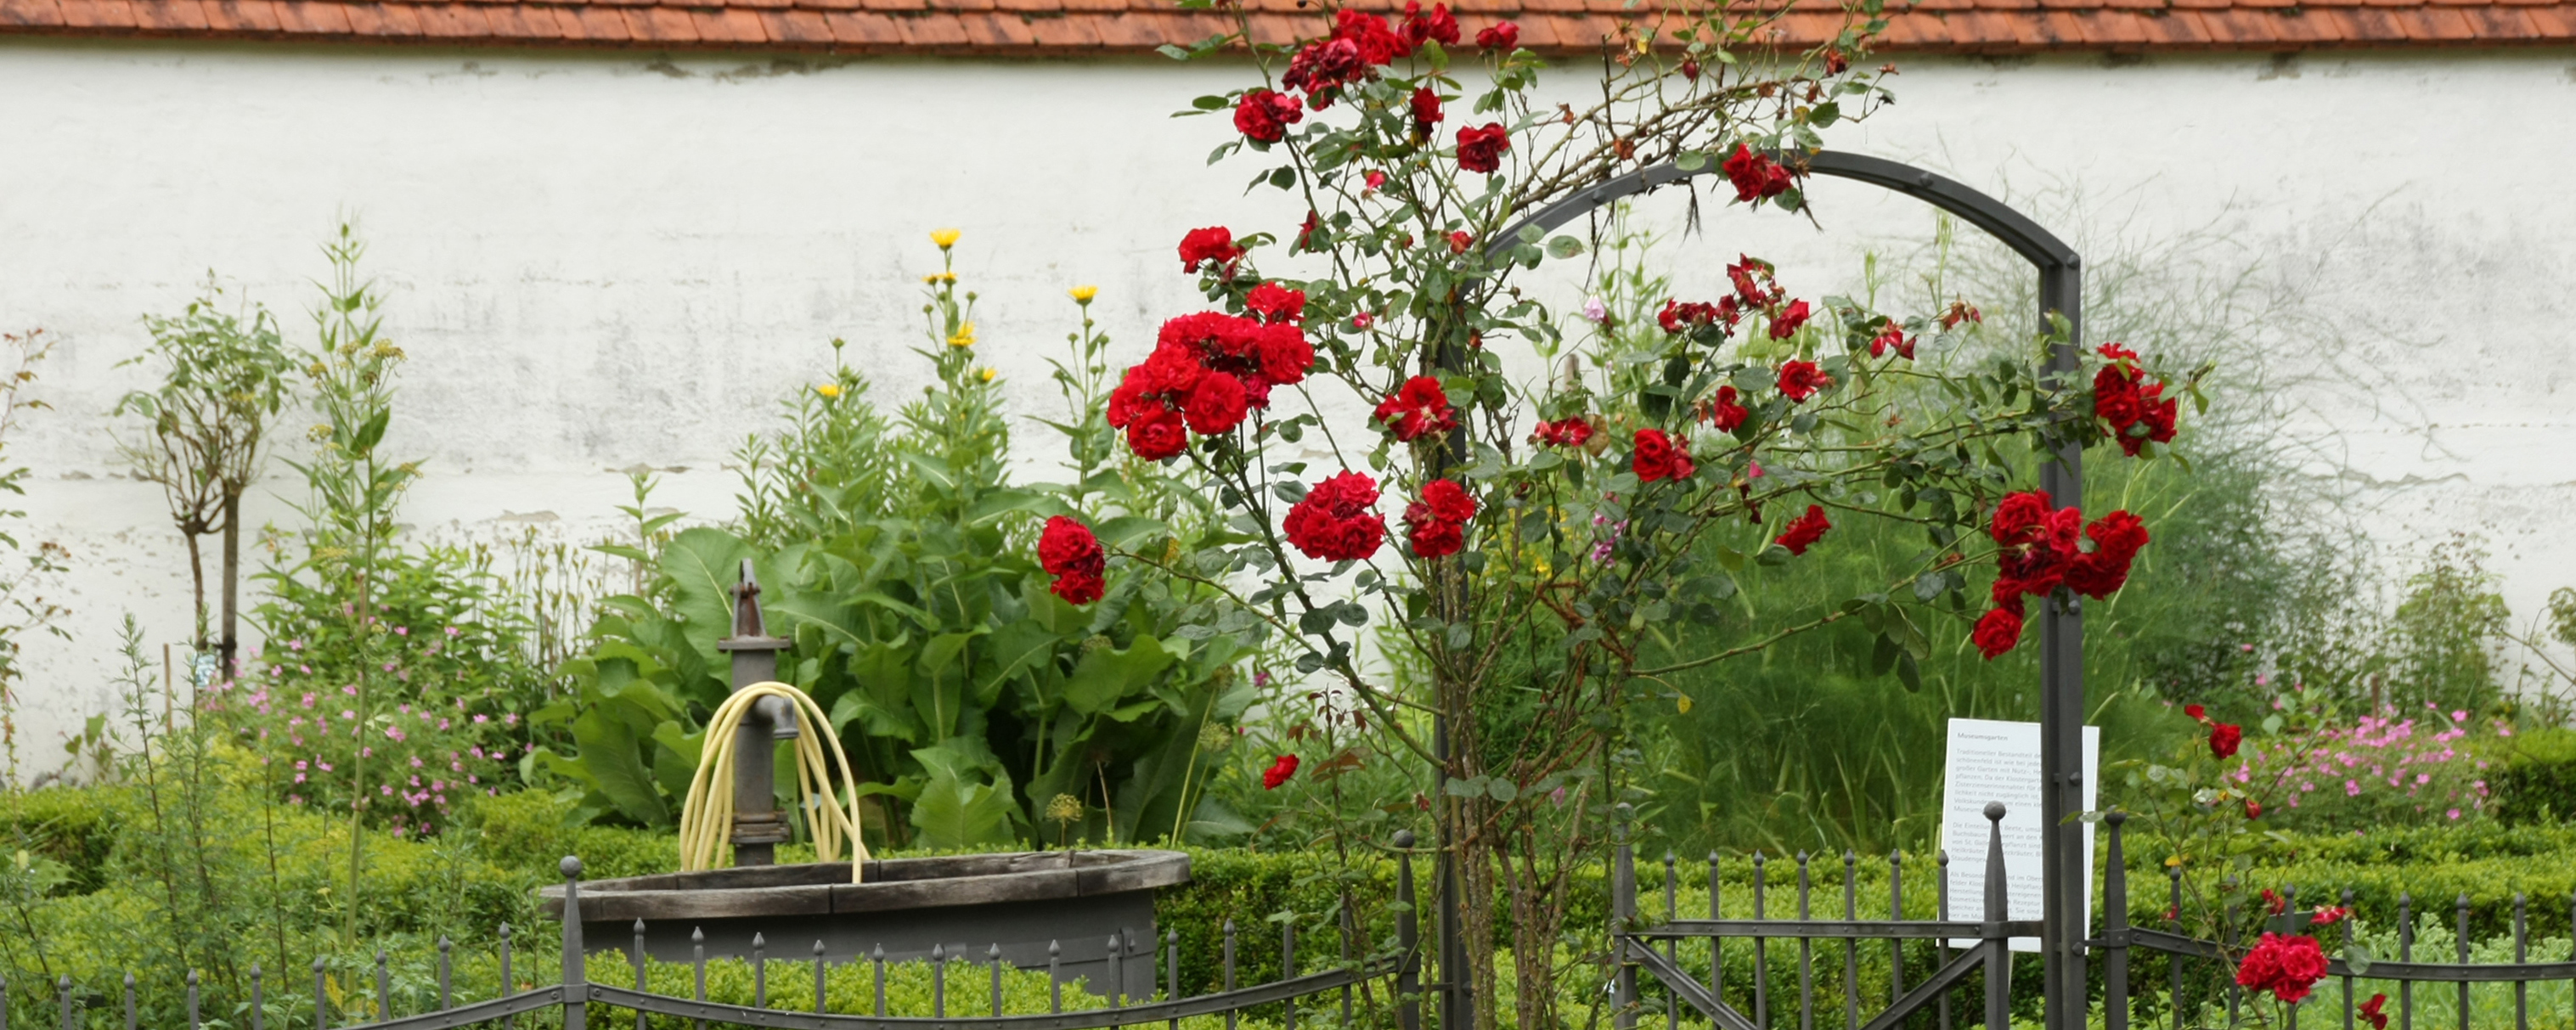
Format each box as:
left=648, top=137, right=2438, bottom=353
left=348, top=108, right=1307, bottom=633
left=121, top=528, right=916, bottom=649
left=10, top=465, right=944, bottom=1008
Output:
left=1480, top=150, right=2093, bottom=1030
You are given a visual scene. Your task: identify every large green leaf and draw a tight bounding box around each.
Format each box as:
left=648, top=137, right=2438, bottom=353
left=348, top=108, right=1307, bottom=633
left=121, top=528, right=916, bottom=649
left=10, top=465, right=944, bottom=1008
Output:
left=1063, top=635, right=1176, bottom=716
left=570, top=703, right=670, bottom=826
left=909, top=767, right=1019, bottom=848
left=973, top=618, right=1062, bottom=705
left=661, top=527, right=754, bottom=657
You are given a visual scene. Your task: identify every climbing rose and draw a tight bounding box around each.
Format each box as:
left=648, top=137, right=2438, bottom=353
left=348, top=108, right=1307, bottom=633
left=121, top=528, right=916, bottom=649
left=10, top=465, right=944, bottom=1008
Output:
left=1373, top=375, right=1457, bottom=442
left=2093, top=342, right=2181, bottom=457
left=1632, top=429, right=1695, bottom=483
left=1721, top=144, right=1794, bottom=203
left=1474, top=20, right=1517, bottom=50
left=1037, top=516, right=1106, bottom=605
left=1402, top=479, right=1476, bottom=559
left=1869, top=318, right=1916, bottom=359
left=1973, top=608, right=2024, bottom=660
left=2236, top=932, right=2328, bottom=1004
left=2184, top=703, right=2207, bottom=722
left=1183, top=371, right=1251, bottom=435
left=1658, top=299, right=1729, bottom=335
left=1767, top=299, right=1812, bottom=340
left=1399, top=0, right=1459, bottom=47
left=1773, top=504, right=1832, bottom=555
left=1534, top=417, right=1593, bottom=447
left=1262, top=754, right=1300, bottom=790
left=1245, top=282, right=1305, bottom=324
left=1456, top=123, right=1509, bottom=173
left=1178, top=227, right=1243, bottom=274
left=1126, top=408, right=1188, bottom=461
left=1703, top=386, right=1749, bottom=431
left=1410, top=87, right=1443, bottom=137
left=1233, top=88, right=1304, bottom=144
left=1447, top=231, right=1473, bottom=254
left=2245, top=797, right=2263, bottom=820
left=1778, top=360, right=1833, bottom=402
left=2359, top=993, right=2389, bottom=1030
left=2209, top=723, right=2242, bottom=760
left=1282, top=471, right=1386, bottom=561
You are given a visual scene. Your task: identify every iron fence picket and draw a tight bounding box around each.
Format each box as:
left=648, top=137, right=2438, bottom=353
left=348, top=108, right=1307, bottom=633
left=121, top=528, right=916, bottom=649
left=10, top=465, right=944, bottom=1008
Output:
left=1843, top=852, right=1858, bottom=1030
left=1797, top=853, right=1814, bottom=1030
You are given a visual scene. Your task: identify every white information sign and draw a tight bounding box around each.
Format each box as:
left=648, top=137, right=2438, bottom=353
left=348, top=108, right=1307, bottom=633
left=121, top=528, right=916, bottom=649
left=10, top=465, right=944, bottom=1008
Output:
left=1941, top=718, right=2099, bottom=952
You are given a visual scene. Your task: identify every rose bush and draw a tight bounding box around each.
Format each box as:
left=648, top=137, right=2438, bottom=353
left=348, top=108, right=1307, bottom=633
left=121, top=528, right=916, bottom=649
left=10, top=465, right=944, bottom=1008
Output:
left=1051, top=2, right=2206, bottom=1021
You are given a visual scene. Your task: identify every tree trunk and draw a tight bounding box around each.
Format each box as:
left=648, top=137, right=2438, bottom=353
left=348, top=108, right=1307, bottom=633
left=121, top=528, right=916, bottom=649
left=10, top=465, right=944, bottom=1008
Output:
left=219, top=491, right=241, bottom=678
left=184, top=531, right=207, bottom=653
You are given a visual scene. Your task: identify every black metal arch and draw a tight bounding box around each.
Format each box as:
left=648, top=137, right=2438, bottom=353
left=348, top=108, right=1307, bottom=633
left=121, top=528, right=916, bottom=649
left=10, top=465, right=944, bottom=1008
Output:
left=1483, top=149, right=2092, bottom=1030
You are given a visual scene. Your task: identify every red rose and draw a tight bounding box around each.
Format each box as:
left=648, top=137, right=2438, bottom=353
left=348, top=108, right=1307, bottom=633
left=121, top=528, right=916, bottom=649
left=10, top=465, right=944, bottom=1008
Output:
left=1777, top=359, right=1833, bottom=402
left=1184, top=371, right=1251, bottom=435
left=1474, top=20, right=1518, bottom=50
left=1988, top=577, right=2026, bottom=616
left=1399, top=0, right=1459, bottom=47
left=1990, top=491, right=2054, bottom=544
left=1245, top=282, right=1305, bottom=324
left=1447, top=231, right=1473, bottom=255
left=1703, top=386, right=1748, bottom=431
left=1941, top=301, right=1981, bottom=330
left=2360, top=993, right=2389, bottom=1030
left=1824, top=48, right=1849, bottom=74
left=1282, top=38, right=1366, bottom=104
left=1768, top=298, right=1812, bottom=340
left=1294, top=210, right=1322, bottom=253
left=1409, top=86, right=1444, bottom=138
left=1179, top=227, right=1244, bottom=275
left=2061, top=553, right=2129, bottom=599
left=1657, top=300, right=1728, bottom=335
left=1282, top=471, right=1386, bottom=561
left=1534, top=417, right=1593, bottom=447
left=1038, top=515, right=1108, bottom=605
left=1869, top=318, right=1915, bottom=359
left=1973, top=607, right=2024, bottom=660
left=1373, top=375, right=1457, bottom=442
left=1254, top=324, right=1316, bottom=386
left=2245, top=797, right=2263, bottom=821
left=2209, top=723, right=2242, bottom=759
left=1727, top=256, right=1778, bottom=307
left=1420, top=477, right=1476, bottom=525
left=1773, top=504, right=1832, bottom=555
left=1631, top=429, right=1695, bottom=483
left=2184, top=703, right=2207, bottom=722
left=1721, top=144, right=1793, bottom=203
left=1126, top=408, right=1189, bottom=461
left=1233, top=88, right=1305, bottom=144
left=1334, top=8, right=1406, bottom=65
left=1263, top=754, right=1300, bottom=790
left=2098, top=342, right=2140, bottom=363
left=2237, top=933, right=2326, bottom=1004
left=1456, top=123, right=1510, bottom=174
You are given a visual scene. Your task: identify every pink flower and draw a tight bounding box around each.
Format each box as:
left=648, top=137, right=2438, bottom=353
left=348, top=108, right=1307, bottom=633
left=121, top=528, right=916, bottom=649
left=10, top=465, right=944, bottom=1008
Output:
left=2448, top=808, right=2462, bottom=819
left=2346, top=780, right=2360, bottom=796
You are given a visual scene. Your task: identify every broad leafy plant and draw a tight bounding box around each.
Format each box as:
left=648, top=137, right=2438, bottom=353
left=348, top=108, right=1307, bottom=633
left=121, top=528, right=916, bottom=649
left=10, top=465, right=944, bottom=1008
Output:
left=534, top=239, right=1259, bottom=850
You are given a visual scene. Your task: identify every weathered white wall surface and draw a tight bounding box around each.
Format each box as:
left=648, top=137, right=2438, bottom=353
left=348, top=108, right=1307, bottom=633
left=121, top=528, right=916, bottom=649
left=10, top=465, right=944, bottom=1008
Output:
left=1, top=40, right=2572, bottom=763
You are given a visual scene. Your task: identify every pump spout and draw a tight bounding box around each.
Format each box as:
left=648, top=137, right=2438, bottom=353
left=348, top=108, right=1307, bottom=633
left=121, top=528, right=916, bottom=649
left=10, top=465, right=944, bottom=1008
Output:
left=714, top=559, right=795, bottom=864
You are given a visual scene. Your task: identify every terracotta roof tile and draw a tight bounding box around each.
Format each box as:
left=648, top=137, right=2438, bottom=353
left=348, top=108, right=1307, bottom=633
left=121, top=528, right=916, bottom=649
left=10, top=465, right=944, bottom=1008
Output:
left=3, top=0, right=2567, bottom=52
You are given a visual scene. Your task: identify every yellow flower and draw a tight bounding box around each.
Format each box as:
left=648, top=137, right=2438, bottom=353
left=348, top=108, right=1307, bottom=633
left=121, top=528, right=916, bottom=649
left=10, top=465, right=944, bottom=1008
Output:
left=977, top=368, right=996, bottom=383
left=947, top=322, right=978, bottom=348
left=815, top=383, right=843, bottom=398
left=1044, top=794, right=1084, bottom=824
left=930, top=228, right=961, bottom=250
left=1069, top=285, right=1099, bottom=305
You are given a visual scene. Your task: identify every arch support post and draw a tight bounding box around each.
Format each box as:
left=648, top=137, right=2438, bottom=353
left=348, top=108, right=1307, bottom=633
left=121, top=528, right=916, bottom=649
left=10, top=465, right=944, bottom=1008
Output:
left=2036, top=259, right=2088, bottom=1030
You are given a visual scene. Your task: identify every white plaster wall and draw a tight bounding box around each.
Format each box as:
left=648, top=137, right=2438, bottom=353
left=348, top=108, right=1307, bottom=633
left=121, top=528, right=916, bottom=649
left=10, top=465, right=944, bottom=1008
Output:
left=0, top=41, right=2571, bottom=763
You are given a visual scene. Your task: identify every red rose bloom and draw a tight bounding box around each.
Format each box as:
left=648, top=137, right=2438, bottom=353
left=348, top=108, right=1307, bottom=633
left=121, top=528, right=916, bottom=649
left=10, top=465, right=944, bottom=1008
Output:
left=1334, top=8, right=1407, bottom=64
left=1402, top=479, right=1475, bottom=560
left=2184, top=703, right=2207, bottom=722
left=1869, top=318, right=1915, bottom=359
left=1294, top=210, right=1322, bottom=253
left=1184, top=371, right=1251, bottom=435
left=1632, top=429, right=1695, bottom=483
left=1245, top=281, right=1306, bottom=324
left=1474, top=20, right=1518, bottom=50
left=1233, top=88, right=1305, bottom=144
left=1456, top=123, right=1510, bottom=174
left=1777, top=359, right=1833, bottom=402
left=1254, top=323, right=1316, bottom=387
left=1722, top=144, right=1794, bottom=203
left=1534, top=417, right=1593, bottom=447
left=1038, top=515, right=1108, bottom=605
left=1179, top=227, right=1244, bottom=275
left=1410, top=86, right=1444, bottom=138
left=1126, top=408, right=1189, bottom=461
left=1727, top=256, right=1779, bottom=307
left=1703, top=386, right=1749, bottom=431
left=2360, top=993, right=2389, bottom=1030
left=2245, top=798, right=2263, bottom=820
left=1373, top=375, right=1457, bottom=442
left=2209, top=723, right=2242, bottom=759
left=1657, top=299, right=1729, bottom=335
left=1774, top=504, right=1832, bottom=555
left=1973, top=607, right=2024, bottom=660
left=1447, top=231, right=1473, bottom=254
left=1262, top=754, right=1300, bottom=790
left=1768, top=299, right=1812, bottom=340
left=2236, top=933, right=2327, bottom=1004
left=1399, top=0, right=1459, bottom=47
left=1282, top=471, right=1387, bottom=561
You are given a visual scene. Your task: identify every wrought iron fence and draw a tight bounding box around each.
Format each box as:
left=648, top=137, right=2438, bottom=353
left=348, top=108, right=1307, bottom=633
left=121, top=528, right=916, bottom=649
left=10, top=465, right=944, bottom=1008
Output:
left=5, top=840, right=1427, bottom=1030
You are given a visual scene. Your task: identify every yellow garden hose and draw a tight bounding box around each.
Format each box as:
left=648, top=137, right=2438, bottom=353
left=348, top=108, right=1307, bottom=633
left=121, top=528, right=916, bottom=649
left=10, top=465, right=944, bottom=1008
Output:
left=675, top=681, right=872, bottom=881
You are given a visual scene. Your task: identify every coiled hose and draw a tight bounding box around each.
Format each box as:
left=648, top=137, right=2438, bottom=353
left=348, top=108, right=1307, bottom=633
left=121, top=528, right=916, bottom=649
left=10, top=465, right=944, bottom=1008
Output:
left=674, top=681, right=871, bottom=881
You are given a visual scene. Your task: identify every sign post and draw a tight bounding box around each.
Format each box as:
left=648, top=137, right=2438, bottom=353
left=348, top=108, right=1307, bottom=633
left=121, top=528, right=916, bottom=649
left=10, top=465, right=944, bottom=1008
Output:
left=1942, top=718, right=2099, bottom=951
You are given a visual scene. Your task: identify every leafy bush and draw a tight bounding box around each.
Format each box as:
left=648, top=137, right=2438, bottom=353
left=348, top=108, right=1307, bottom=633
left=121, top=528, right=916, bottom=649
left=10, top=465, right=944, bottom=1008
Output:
left=2488, top=728, right=2576, bottom=826
left=533, top=242, right=1260, bottom=851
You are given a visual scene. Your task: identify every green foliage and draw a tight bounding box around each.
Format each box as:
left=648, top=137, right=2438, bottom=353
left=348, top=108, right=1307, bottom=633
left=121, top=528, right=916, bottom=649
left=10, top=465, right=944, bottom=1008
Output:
left=534, top=247, right=1258, bottom=850
left=0, top=328, right=65, bottom=778
left=2491, top=728, right=2576, bottom=826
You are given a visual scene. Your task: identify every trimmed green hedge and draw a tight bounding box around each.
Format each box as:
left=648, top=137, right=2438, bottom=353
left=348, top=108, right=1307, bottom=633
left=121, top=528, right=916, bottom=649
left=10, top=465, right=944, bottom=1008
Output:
left=2492, top=729, right=2576, bottom=825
